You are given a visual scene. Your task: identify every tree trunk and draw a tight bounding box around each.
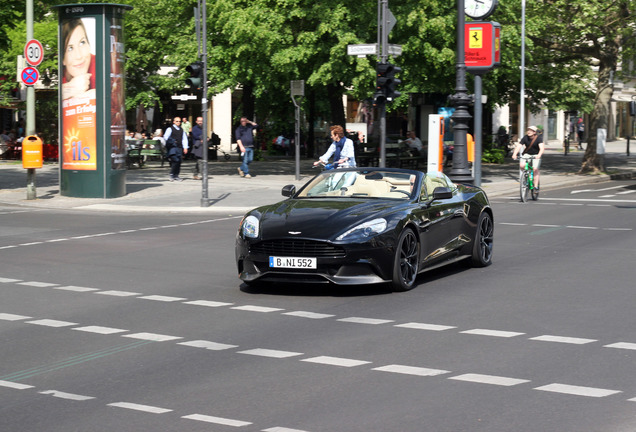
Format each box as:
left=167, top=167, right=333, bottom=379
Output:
left=327, top=83, right=346, bottom=130
left=579, top=54, right=617, bottom=174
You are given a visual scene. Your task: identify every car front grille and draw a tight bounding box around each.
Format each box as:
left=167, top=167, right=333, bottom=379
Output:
left=250, top=239, right=346, bottom=258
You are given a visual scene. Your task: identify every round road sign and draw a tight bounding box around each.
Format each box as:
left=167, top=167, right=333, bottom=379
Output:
left=21, top=67, right=40, bottom=86
left=24, top=39, right=44, bottom=66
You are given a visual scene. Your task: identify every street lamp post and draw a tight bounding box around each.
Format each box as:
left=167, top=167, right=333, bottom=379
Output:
left=449, top=0, right=474, bottom=183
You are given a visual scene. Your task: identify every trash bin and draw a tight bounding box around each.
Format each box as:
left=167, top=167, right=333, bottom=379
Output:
left=22, top=135, right=43, bottom=169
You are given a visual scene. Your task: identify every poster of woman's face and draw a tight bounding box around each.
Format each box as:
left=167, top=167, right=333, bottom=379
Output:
left=62, top=17, right=96, bottom=100
left=61, top=16, right=97, bottom=170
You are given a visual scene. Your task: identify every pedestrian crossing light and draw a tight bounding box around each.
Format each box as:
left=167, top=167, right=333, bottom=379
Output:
left=185, top=61, right=203, bottom=89
left=376, top=62, right=401, bottom=103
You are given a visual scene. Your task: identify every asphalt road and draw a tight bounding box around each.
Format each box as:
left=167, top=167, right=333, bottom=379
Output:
left=1, top=179, right=635, bottom=432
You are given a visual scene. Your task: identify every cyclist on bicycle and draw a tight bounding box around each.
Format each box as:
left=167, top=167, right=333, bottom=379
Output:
left=313, top=125, right=356, bottom=169
left=512, top=125, right=545, bottom=189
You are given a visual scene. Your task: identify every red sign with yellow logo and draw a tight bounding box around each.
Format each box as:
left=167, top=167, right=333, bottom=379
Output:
left=465, top=21, right=501, bottom=72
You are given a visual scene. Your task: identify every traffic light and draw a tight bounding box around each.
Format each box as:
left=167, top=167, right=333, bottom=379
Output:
left=375, top=62, right=401, bottom=103
left=185, top=61, right=203, bottom=89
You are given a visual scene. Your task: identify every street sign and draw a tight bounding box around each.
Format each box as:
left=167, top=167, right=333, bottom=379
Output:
left=291, top=80, right=305, bottom=97
left=21, top=66, right=39, bottom=86
left=388, top=44, right=403, bottom=56
left=24, top=39, right=44, bottom=66
left=464, top=21, right=501, bottom=72
left=347, top=44, right=378, bottom=56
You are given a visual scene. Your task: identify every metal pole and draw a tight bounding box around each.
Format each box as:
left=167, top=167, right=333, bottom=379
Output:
left=200, top=0, right=210, bottom=207
left=295, top=103, right=300, bottom=180
left=519, top=0, right=526, bottom=135
left=378, top=0, right=388, bottom=167
left=26, top=0, right=36, bottom=200
left=474, top=74, right=483, bottom=187
left=449, top=0, right=473, bottom=183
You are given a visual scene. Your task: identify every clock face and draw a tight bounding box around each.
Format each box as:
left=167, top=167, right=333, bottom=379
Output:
left=465, top=0, right=497, bottom=19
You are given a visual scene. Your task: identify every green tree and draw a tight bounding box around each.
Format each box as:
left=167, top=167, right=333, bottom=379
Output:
left=520, top=0, right=634, bottom=173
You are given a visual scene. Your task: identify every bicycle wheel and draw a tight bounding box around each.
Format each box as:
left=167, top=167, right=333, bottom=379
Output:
left=531, top=179, right=540, bottom=201
left=520, top=171, right=529, bottom=202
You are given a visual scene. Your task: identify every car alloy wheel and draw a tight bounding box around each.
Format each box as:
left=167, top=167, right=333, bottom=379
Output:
left=392, top=228, right=419, bottom=292
left=471, top=212, right=493, bottom=267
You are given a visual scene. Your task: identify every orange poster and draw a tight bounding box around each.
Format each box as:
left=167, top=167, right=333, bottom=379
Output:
left=61, top=17, right=97, bottom=170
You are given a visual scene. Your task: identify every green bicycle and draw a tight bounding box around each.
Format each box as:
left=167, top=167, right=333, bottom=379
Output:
left=519, top=155, right=539, bottom=202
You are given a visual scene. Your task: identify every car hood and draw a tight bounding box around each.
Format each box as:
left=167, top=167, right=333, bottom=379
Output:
left=253, top=198, right=406, bottom=241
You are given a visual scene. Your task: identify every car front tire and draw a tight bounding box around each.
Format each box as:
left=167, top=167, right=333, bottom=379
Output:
left=392, top=228, right=420, bottom=292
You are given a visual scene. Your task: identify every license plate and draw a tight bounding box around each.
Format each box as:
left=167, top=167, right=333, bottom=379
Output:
left=269, top=256, right=317, bottom=269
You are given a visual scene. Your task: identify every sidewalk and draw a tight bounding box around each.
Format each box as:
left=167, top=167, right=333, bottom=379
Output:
left=1, top=140, right=634, bottom=213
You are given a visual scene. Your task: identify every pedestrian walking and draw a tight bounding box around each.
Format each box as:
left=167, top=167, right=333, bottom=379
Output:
left=191, top=116, right=204, bottom=180
left=236, top=117, right=259, bottom=178
left=577, top=118, right=585, bottom=150
left=164, top=116, right=189, bottom=182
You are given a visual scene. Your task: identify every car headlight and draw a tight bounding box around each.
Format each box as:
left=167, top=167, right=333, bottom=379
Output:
left=336, top=218, right=387, bottom=242
left=241, top=215, right=260, bottom=238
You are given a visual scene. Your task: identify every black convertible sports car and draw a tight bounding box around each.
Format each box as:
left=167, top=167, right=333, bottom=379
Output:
left=235, top=168, right=493, bottom=291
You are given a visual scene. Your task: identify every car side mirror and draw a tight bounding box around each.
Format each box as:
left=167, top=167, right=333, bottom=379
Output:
left=432, top=187, right=452, bottom=200
left=282, top=184, right=296, bottom=197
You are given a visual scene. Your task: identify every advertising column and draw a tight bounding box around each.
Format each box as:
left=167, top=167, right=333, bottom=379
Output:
left=55, top=3, right=132, bottom=198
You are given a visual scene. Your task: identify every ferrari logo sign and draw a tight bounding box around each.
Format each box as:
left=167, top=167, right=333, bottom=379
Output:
left=465, top=21, right=501, bottom=72
left=469, top=28, right=483, bottom=49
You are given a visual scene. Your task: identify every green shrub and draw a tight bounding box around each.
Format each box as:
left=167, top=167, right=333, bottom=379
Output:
left=482, top=148, right=505, bottom=164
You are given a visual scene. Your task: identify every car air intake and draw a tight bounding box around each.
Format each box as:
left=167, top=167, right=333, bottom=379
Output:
left=251, top=240, right=346, bottom=258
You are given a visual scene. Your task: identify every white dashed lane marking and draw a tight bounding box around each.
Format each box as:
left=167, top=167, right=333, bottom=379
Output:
left=72, top=326, right=128, bottom=335
left=449, top=373, right=530, bottom=387
left=373, top=364, right=451, bottom=377
left=529, top=335, right=597, bottom=345
left=460, top=329, right=525, bottom=338
left=17, top=281, right=59, bottom=288
left=604, top=342, right=636, bottom=350
left=534, top=383, right=622, bottom=398
left=26, top=319, right=78, bottom=327
left=184, top=299, right=234, bottom=307
left=39, top=390, right=95, bottom=401
left=237, top=348, right=304, bottom=359
left=96, top=290, right=142, bottom=297
left=301, top=356, right=371, bottom=368
left=395, top=322, right=456, bottom=331
left=0, top=313, right=31, bottom=321
left=282, top=311, right=335, bottom=319
left=122, top=333, right=182, bottom=342
left=108, top=402, right=173, bottom=414
left=231, top=305, right=284, bottom=313
left=178, top=340, right=238, bottom=350
left=54, top=285, right=100, bottom=292
left=181, top=414, right=251, bottom=427
left=0, top=380, right=33, bottom=390
left=337, top=317, right=394, bottom=325
left=138, top=295, right=187, bottom=302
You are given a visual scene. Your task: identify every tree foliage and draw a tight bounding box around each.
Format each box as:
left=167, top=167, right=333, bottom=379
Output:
left=0, top=0, right=632, bottom=161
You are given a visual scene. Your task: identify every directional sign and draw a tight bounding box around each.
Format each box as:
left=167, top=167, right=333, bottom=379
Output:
left=21, top=66, right=40, bottom=86
left=388, top=44, right=403, bottom=56
left=347, top=44, right=378, bottom=56
left=24, top=39, right=44, bottom=66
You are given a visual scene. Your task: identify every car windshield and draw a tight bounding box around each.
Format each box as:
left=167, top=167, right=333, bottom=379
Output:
left=297, top=170, right=417, bottom=200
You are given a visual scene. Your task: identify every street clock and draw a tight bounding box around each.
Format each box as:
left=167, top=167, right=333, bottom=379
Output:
left=465, top=0, right=498, bottom=19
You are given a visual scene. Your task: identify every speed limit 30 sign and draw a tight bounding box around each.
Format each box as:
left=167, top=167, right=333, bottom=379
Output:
left=24, top=39, right=44, bottom=66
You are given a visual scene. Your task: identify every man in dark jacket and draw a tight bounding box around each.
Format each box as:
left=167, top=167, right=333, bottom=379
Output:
left=191, top=116, right=204, bottom=180
left=164, top=116, right=189, bottom=181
